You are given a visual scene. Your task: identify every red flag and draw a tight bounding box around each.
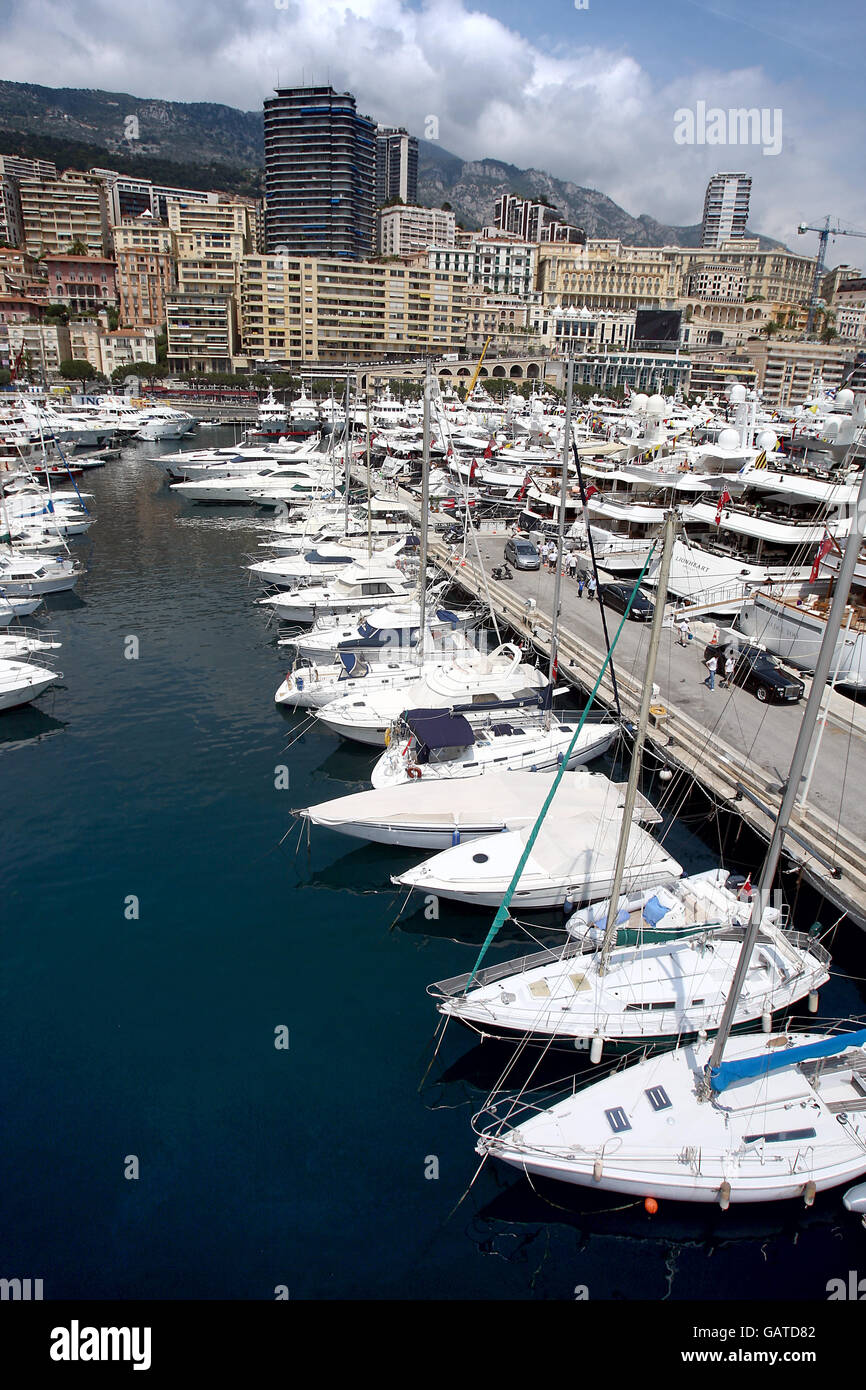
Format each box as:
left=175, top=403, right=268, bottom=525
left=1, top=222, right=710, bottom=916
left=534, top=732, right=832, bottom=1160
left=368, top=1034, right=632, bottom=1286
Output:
left=583, top=483, right=598, bottom=504
left=469, top=459, right=478, bottom=482
left=810, top=533, right=834, bottom=583
left=742, top=874, right=752, bottom=895
left=9, top=343, right=25, bottom=382
left=551, top=653, right=559, bottom=682
left=483, top=438, right=494, bottom=459
left=516, top=471, right=533, bottom=501
left=714, top=490, right=731, bottom=525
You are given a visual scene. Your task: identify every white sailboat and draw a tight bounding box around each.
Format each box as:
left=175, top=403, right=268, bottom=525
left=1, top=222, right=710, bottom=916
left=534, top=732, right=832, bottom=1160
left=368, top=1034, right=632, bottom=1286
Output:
left=301, top=766, right=658, bottom=851
left=473, top=443, right=866, bottom=1205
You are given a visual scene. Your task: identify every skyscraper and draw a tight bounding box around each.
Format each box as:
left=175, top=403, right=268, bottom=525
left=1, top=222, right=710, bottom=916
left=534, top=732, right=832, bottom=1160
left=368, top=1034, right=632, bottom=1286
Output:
left=263, top=86, right=376, bottom=258
left=375, top=127, right=419, bottom=207
left=701, top=173, right=752, bottom=248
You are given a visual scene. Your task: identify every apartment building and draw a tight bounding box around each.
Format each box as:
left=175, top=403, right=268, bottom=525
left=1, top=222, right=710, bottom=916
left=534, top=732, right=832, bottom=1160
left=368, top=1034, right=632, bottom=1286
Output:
left=379, top=205, right=455, bottom=256
left=0, top=321, right=71, bottom=377
left=99, top=328, right=158, bottom=375
left=375, top=127, right=419, bottom=207
left=17, top=171, right=113, bottom=257
left=428, top=233, right=536, bottom=296
left=0, top=176, right=23, bottom=248
left=701, top=173, right=752, bottom=248
left=91, top=170, right=220, bottom=225
left=740, top=340, right=856, bottom=407
left=114, top=220, right=176, bottom=328
left=538, top=241, right=680, bottom=310
left=165, top=293, right=237, bottom=373
left=263, top=86, right=376, bottom=258
left=238, top=254, right=467, bottom=364
left=44, top=254, right=117, bottom=313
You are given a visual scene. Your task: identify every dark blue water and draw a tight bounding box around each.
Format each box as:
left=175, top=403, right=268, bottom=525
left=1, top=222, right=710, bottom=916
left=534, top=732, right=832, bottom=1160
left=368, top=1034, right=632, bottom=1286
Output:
left=3, top=428, right=865, bottom=1301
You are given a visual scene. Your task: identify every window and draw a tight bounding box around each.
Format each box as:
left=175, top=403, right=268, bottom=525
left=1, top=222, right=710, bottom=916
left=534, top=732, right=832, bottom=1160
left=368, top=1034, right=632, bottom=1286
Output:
left=605, top=1107, right=631, bottom=1134
left=645, top=1086, right=672, bottom=1112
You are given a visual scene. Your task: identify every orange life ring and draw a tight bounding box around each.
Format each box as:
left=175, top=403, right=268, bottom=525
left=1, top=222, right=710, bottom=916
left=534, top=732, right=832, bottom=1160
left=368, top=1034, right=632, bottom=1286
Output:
left=407, top=765, right=422, bottom=780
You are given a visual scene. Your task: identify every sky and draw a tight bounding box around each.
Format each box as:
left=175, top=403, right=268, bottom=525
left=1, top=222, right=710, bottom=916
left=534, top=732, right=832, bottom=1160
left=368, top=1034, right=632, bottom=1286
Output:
left=1, top=0, right=864, bottom=258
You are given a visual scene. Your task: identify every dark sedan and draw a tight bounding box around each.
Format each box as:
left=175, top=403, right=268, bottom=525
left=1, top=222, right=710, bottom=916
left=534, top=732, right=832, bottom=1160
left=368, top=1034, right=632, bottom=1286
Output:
left=705, top=642, right=805, bottom=703
left=597, top=582, right=655, bottom=621
left=505, top=536, right=541, bottom=570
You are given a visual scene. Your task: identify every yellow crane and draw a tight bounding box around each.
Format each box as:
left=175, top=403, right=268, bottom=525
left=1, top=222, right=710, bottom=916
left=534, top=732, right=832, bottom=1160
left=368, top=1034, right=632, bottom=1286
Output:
left=463, top=336, right=491, bottom=402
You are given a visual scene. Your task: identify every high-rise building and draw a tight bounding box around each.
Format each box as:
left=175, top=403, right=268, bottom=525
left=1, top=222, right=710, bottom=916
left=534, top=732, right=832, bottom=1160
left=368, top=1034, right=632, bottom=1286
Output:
left=379, top=205, right=455, bottom=255
left=701, top=173, right=752, bottom=248
left=17, top=172, right=113, bottom=257
left=263, top=86, right=376, bottom=258
left=375, top=126, right=418, bottom=207
left=493, top=194, right=583, bottom=245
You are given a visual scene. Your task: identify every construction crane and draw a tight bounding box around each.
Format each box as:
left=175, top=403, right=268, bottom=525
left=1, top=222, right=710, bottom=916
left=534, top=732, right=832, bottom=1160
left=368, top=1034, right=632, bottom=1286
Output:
left=797, top=216, right=866, bottom=335
left=463, top=336, right=491, bottom=401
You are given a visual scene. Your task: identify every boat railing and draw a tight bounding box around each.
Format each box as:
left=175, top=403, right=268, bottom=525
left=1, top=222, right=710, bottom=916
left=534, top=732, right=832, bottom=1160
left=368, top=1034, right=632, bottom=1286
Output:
left=428, top=938, right=592, bottom=999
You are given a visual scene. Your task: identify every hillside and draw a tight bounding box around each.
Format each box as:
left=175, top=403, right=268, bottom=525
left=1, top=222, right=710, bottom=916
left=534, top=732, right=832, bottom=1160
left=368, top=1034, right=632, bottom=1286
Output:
left=0, top=78, right=781, bottom=249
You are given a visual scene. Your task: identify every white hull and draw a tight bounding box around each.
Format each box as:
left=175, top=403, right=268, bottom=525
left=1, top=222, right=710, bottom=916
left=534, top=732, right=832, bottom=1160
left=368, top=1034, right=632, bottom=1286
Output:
left=0, top=659, right=58, bottom=710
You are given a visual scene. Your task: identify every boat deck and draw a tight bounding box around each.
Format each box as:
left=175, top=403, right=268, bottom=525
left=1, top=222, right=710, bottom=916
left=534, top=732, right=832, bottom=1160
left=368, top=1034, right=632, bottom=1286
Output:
left=429, top=534, right=866, bottom=932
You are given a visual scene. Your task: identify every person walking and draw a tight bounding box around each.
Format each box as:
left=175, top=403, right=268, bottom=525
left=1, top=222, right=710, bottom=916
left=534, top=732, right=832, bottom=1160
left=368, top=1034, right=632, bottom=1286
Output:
left=704, top=653, right=717, bottom=690
left=587, top=575, right=597, bottom=601
left=577, top=576, right=585, bottom=598
left=722, top=650, right=736, bottom=689
left=675, top=615, right=691, bottom=647
left=567, top=550, right=578, bottom=581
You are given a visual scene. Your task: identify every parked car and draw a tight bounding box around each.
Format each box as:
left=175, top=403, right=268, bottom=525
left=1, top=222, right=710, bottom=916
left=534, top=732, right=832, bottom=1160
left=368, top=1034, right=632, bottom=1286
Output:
left=704, top=642, right=805, bottom=703
left=597, top=582, right=655, bottom=621
left=504, top=536, right=541, bottom=570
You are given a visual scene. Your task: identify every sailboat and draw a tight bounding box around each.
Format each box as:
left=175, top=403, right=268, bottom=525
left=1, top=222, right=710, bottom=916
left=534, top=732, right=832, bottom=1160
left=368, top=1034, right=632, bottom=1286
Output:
left=472, top=443, right=866, bottom=1205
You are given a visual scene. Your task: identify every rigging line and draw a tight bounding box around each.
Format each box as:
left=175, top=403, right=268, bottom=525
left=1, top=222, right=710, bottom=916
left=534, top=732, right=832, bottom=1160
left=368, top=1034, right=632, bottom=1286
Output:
left=417, top=1014, right=450, bottom=1093
left=571, top=439, right=623, bottom=718
left=464, top=542, right=660, bottom=992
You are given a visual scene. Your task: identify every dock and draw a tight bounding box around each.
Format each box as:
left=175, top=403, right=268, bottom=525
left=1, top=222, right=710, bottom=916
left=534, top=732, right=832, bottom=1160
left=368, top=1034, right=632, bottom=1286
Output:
left=429, top=533, right=866, bottom=931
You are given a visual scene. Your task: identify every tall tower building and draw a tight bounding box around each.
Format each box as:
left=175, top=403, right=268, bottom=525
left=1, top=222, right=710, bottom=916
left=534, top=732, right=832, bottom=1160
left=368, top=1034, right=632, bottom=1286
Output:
left=375, top=127, right=419, bottom=207
left=263, top=86, right=376, bottom=258
left=701, top=173, right=752, bottom=248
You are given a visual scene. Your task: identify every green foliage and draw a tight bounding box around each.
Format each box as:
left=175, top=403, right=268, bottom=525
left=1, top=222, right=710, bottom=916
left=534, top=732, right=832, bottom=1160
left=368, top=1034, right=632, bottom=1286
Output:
left=59, top=357, right=101, bottom=380
left=0, top=127, right=264, bottom=199
left=110, top=360, right=161, bottom=383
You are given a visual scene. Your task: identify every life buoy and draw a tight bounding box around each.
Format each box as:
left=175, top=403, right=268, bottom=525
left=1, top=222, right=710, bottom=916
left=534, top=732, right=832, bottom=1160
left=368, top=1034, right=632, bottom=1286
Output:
left=407, top=765, right=422, bottom=780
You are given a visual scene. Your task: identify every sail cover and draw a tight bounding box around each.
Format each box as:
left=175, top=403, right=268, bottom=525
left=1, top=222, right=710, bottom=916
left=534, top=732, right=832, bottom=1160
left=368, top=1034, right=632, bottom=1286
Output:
left=710, top=1028, right=866, bottom=1093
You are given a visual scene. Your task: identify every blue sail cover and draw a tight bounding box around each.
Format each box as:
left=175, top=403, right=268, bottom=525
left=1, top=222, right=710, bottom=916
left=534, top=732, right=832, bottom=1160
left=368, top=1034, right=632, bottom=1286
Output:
left=710, top=1028, right=866, bottom=1093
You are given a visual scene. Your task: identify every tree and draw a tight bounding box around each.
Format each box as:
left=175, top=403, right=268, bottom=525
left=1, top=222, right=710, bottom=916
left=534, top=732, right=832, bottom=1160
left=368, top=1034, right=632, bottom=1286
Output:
left=66, top=239, right=89, bottom=256
left=106, top=306, right=120, bottom=330
left=111, top=360, right=161, bottom=384
left=441, top=202, right=452, bottom=212
left=59, top=357, right=101, bottom=381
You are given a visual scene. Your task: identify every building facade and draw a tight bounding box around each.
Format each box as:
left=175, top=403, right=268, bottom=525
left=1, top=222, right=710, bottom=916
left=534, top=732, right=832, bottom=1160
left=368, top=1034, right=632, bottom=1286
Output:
left=17, top=172, right=113, bottom=258
left=428, top=233, right=537, bottom=296
left=263, top=86, right=376, bottom=259
left=701, top=173, right=752, bottom=248
left=114, top=220, right=176, bottom=328
left=44, top=254, right=117, bottom=313
left=379, top=205, right=455, bottom=255
left=238, top=254, right=467, bottom=365
left=375, top=127, right=419, bottom=207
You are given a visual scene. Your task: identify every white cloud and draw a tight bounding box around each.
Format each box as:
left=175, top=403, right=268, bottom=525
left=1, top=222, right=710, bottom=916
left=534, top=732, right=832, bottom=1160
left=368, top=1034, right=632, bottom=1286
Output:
left=1, top=0, right=863, bottom=252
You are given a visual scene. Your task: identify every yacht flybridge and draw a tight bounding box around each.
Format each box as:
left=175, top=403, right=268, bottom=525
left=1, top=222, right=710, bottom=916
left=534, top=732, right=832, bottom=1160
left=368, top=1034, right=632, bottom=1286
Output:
left=258, top=559, right=417, bottom=623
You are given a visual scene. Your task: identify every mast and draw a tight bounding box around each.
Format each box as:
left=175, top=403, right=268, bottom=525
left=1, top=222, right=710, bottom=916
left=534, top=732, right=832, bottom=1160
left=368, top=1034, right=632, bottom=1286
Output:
left=343, top=368, right=351, bottom=538
left=418, top=363, right=431, bottom=665
left=598, top=508, right=677, bottom=975
left=365, top=388, right=372, bottom=560
left=707, top=455, right=866, bottom=1078
left=546, top=355, right=573, bottom=727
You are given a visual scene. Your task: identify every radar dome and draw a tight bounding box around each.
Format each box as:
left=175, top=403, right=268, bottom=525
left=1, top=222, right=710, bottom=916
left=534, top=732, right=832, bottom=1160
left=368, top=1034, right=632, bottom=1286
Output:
left=836, top=388, right=854, bottom=410
left=756, top=430, right=778, bottom=452
left=647, top=394, right=666, bottom=416
left=632, top=393, right=649, bottom=412
left=728, top=384, right=747, bottom=404
left=718, top=427, right=740, bottom=451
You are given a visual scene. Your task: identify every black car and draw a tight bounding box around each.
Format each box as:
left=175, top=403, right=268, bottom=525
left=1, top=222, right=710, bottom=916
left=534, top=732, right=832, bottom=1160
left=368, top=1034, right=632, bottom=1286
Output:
left=504, top=536, right=541, bottom=570
left=597, top=582, right=655, bottom=621
left=705, top=642, right=805, bottom=704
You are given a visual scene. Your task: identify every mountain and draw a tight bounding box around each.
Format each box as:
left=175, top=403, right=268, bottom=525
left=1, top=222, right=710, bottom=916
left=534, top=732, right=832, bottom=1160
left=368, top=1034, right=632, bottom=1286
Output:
left=0, top=78, right=781, bottom=249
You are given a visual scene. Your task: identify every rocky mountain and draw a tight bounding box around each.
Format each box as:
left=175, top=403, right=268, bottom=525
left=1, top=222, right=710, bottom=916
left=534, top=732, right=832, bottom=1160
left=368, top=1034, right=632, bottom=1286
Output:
left=0, top=79, right=780, bottom=248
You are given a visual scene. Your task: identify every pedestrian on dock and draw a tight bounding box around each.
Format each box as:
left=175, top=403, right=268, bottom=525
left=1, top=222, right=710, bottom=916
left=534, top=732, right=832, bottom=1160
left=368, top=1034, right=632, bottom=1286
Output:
left=704, top=653, right=717, bottom=690
left=587, top=575, right=597, bottom=601
left=567, top=550, right=578, bottom=581
left=577, top=576, right=585, bottom=598
left=675, top=615, right=692, bottom=646
left=722, top=651, right=736, bottom=688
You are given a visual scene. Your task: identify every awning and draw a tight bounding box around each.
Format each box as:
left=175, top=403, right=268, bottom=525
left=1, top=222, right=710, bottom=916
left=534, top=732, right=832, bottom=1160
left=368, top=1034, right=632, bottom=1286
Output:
left=403, top=708, right=475, bottom=749
left=710, top=1027, right=866, bottom=1093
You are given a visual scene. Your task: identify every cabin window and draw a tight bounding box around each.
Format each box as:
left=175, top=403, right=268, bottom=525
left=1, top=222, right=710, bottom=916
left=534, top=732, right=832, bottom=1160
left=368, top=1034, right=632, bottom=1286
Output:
left=645, top=1086, right=672, bottom=1112
left=605, top=1107, right=632, bottom=1134
left=744, top=1128, right=816, bottom=1144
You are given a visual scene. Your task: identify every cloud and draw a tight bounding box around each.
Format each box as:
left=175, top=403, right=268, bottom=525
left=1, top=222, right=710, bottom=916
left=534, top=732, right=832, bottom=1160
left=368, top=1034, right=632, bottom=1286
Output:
left=1, top=0, right=862, bottom=253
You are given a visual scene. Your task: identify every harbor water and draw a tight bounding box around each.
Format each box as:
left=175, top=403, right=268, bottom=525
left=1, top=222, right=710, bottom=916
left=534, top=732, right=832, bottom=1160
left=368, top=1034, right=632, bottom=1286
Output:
left=3, top=427, right=866, bottom=1300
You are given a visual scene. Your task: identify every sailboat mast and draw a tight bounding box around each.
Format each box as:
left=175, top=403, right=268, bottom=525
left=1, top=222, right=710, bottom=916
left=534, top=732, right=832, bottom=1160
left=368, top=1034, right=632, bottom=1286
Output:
left=547, top=356, right=574, bottom=726
left=708, top=454, right=866, bottom=1074
left=365, top=389, right=372, bottom=560
left=598, top=508, right=677, bottom=975
left=418, top=364, right=431, bottom=665
left=343, top=369, right=351, bottom=537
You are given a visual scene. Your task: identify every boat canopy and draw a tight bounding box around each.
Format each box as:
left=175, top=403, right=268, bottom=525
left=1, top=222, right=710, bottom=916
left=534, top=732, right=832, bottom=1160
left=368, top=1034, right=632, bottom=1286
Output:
left=403, top=708, right=475, bottom=750
left=337, top=653, right=371, bottom=678
left=710, top=1027, right=866, bottom=1093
